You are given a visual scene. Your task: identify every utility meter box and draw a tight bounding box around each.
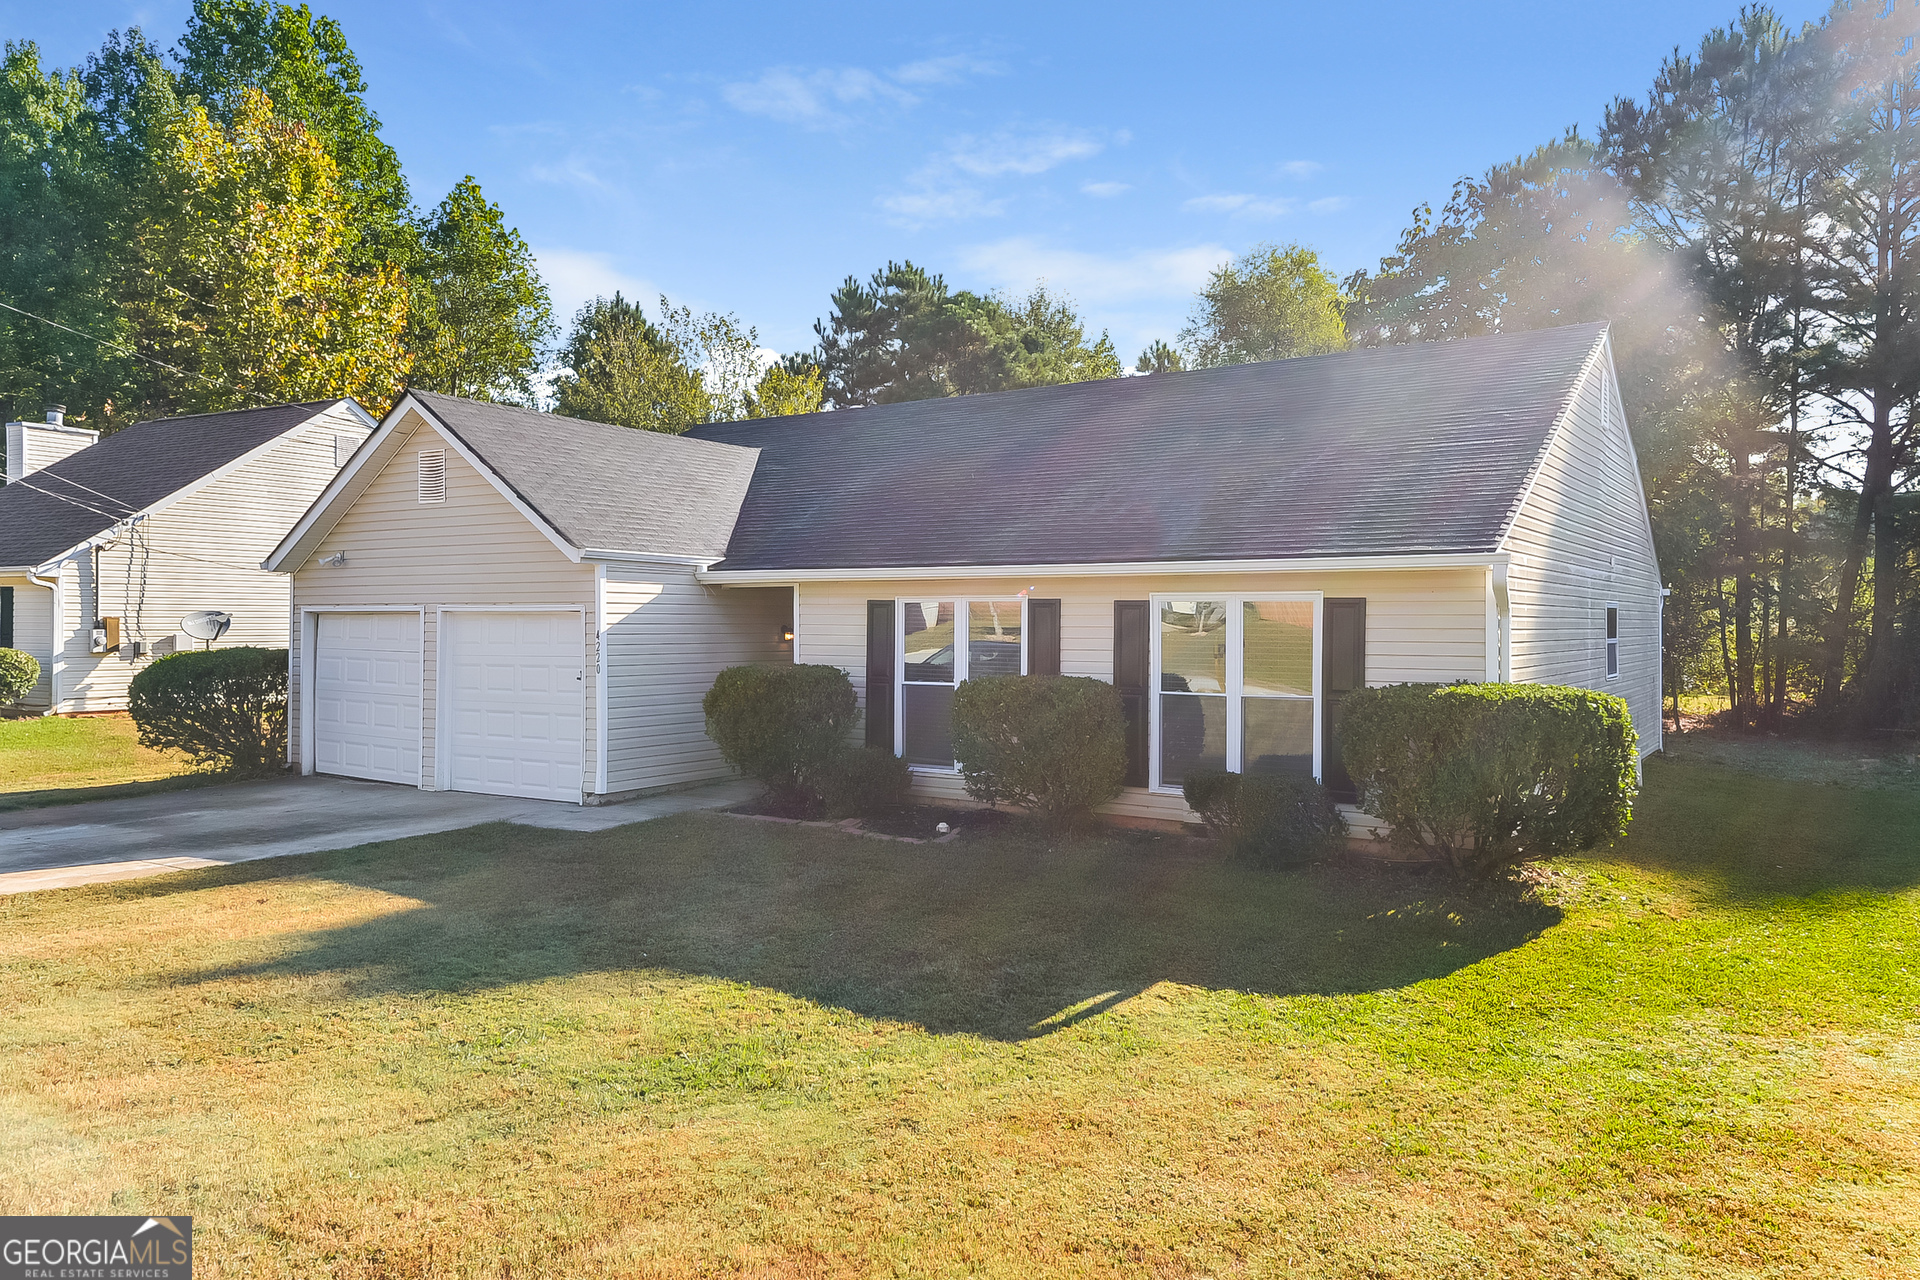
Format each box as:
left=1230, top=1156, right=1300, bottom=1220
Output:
left=91, top=617, right=120, bottom=653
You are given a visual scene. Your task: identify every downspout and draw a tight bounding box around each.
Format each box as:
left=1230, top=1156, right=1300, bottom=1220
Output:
left=594, top=564, right=609, bottom=797
left=1485, top=564, right=1511, bottom=682
left=25, top=563, right=61, bottom=713
left=1493, top=564, right=1510, bottom=682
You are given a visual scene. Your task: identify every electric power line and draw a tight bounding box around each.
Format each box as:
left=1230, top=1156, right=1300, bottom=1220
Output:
left=28, top=469, right=141, bottom=517
left=0, top=297, right=273, bottom=407
left=8, top=475, right=131, bottom=525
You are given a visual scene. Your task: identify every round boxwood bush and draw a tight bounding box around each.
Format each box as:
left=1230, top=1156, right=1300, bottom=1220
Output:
left=951, top=674, right=1126, bottom=829
left=128, top=646, right=288, bottom=775
left=1340, top=681, right=1638, bottom=878
left=817, top=744, right=912, bottom=818
left=703, top=663, right=857, bottom=800
left=0, top=647, right=40, bottom=706
left=1182, top=767, right=1347, bottom=865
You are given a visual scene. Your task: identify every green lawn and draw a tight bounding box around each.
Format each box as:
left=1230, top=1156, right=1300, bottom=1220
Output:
left=0, top=713, right=206, bottom=810
left=1, top=753, right=1916, bottom=1276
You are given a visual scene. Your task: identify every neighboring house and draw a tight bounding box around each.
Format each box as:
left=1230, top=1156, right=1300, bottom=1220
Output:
left=0, top=401, right=375, bottom=714
left=267, top=323, right=1662, bottom=819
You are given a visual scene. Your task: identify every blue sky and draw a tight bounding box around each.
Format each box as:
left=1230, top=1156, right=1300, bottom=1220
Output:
left=17, top=1, right=1826, bottom=362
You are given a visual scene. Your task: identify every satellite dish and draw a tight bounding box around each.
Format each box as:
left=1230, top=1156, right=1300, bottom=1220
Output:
left=181, top=610, right=232, bottom=645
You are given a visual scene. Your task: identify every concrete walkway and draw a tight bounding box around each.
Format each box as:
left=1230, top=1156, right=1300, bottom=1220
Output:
left=0, top=775, right=755, bottom=895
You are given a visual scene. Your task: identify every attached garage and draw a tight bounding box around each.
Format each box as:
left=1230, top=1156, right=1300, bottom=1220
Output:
left=312, top=611, right=421, bottom=786
left=442, top=610, right=585, bottom=802
left=270, top=391, right=779, bottom=806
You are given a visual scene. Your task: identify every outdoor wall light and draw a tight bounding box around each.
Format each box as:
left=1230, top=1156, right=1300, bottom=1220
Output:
left=780, top=626, right=795, bottom=643
left=318, top=551, right=348, bottom=567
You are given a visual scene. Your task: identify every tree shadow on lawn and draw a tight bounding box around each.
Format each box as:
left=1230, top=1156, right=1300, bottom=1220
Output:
left=1622, top=755, right=1920, bottom=902
left=155, top=814, right=1559, bottom=1041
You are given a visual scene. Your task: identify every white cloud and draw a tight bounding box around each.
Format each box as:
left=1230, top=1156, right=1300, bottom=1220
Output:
left=1307, top=195, right=1352, bottom=214
left=879, top=184, right=1007, bottom=224
left=524, top=155, right=614, bottom=192
left=949, top=128, right=1105, bottom=176
left=1182, top=192, right=1297, bottom=218
left=535, top=247, right=662, bottom=324
left=1081, top=180, right=1132, bottom=197
left=720, top=66, right=915, bottom=128
left=880, top=126, right=1109, bottom=226
left=891, top=54, right=1004, bottom=86
left=1279, top=160, right=1324, bottom=180
left=957, top=237, right=1233, bottom=306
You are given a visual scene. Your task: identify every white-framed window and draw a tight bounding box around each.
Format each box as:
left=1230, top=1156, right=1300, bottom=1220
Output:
left=897, top=598, right=1027, bottom=769
left=1606, top=604, right=1619, bottom=679
left=1150, top=592, right=1321, bottom=792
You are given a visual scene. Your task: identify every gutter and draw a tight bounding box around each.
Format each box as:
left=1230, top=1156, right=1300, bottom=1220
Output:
left=697, top=550, right=1510, bottom=585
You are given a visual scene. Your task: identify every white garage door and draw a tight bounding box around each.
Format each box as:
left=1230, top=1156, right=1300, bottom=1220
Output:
left=444, top=611, right=585, bottom=803
left=314, top=612, right=421, bottom=785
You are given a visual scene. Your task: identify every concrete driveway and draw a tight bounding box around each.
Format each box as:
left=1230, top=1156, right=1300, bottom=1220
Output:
left=0, top=775, right=755, bottom=895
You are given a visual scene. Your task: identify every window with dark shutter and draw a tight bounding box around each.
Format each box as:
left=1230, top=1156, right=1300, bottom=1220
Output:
left=1028, top=599, right=1061, bottom=676
left=1113, top=601, right=1149, bottom=787
left=866, top=600, right=895, bottom=750
left=1322, top=598, right=1366, bottom=803
left=1, top=586, right=12, bottom=649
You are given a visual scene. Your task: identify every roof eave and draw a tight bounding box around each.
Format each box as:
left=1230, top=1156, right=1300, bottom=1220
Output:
left=697, top=550, right=1510, bottom=584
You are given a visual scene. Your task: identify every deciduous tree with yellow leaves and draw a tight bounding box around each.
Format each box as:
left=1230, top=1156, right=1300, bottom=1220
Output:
left=127, top=86, right=411, bottom=415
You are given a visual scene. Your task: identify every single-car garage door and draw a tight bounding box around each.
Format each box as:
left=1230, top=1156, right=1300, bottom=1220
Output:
left=444, top=610, right=585, bottom=803
left=314, top=611, right=422, bottom=785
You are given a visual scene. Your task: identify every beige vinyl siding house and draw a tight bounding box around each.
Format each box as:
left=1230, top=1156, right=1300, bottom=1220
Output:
left=1502, top=339, right=1664, bottom=751
left=602, top=565, right=790, bottom=794
left=268, top=392, right=777, bottom=804
left=0, top=401, right=372, bottom=714
left=282, top=409, right=599, bottom=794
left=789, top=566, right=1490, bottom=824
left=267, top=323, right=1660, bottom=818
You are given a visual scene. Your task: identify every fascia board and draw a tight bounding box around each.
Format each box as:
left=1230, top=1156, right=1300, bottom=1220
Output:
left=264, top=397, right=425, bottom=571
left=409, top=404, right=586, bottom=564
left=580, top=548, right=722, bottom=568
left=1494, top=326, right=1609, bottom=555
left=27, top=402, right=347, bottom=574
left=126, top=402, right=352, bottom=530
left=698, top=551, right=1508, bottom=585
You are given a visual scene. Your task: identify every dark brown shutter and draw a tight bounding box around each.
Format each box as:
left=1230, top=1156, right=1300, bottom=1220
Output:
left=1114, top=600, right=1150, bottom=787
left=865, top=600, right=895, bottom=750
left=1322, top=598, right=1366, bottom=802
left=1028, top=599, right=1061, bottom=675
left=0, top=586, right=11, bottom=650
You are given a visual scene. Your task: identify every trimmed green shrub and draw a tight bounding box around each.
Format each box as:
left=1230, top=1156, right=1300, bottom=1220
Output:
left=951, top=674, right=1126, bottom=828
left=1182, top=767, right=1347, bottom=865
left=703, top=663, right=857, bottom=799
left=817, top=745, right=912, bottom=818
left=128, top=647, right=288, bottom=775
left=1340, top=682, right=1639, bottom=878
left=0, top=648, right=39, bottom=706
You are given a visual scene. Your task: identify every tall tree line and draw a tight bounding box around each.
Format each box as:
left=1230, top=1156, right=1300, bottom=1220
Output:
left=0, top=1, right=552, bottom=426
left=1347, top=3, right=1920, bottom=731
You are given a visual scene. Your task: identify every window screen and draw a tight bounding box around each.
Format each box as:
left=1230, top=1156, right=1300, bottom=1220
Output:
left=1606, top=606, right=1619, bottom=678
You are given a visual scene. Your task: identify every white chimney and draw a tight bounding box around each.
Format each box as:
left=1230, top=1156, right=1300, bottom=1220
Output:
left=6, top=406, right=98, bottom=484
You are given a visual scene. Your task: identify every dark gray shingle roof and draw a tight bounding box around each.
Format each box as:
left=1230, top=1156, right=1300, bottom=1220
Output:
left=0, top=401, right=350, bottom=568
left=688, top=323, right=1608, bottom=571
left=410, top=391, right=759, bottom=560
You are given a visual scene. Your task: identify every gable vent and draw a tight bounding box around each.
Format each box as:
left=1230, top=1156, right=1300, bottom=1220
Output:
left=417, top=449, right=446, bottom=503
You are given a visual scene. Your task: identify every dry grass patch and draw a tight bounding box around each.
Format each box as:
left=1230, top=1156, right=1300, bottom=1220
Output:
left=1, top=755, right=1917, bottom=1276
